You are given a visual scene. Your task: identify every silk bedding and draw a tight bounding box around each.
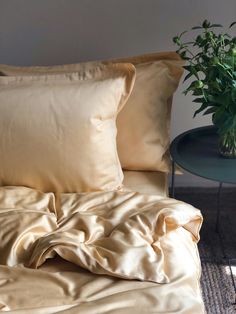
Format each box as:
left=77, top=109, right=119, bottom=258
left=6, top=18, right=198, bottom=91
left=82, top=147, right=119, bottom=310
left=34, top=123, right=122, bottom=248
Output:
left=0, top=186, right=205, bottom=313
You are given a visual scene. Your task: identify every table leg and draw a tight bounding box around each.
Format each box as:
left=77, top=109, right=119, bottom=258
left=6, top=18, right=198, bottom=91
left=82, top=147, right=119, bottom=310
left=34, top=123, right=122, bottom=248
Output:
left=171, top=160, right=175, bottom=198
left=214, top=182, right=236, bottom=303
left=215, top=182, right=223, bottom=233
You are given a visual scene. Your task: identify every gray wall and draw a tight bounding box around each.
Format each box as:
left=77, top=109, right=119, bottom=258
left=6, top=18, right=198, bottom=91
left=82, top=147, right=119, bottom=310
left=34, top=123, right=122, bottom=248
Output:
left=1, top=0, right=236, bottom=186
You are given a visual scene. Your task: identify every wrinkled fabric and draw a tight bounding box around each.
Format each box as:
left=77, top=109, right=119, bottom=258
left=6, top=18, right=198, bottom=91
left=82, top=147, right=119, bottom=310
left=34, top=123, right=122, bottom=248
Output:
left=0, top=186, right=204, bottom=313
left=0, top=253, right=204, bottom=314
left=0, top=187, right=57, bottom=266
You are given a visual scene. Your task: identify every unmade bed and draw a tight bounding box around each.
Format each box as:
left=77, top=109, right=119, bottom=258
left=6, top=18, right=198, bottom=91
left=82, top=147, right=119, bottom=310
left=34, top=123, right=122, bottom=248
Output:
left=0, top=52, right=205, bottom=313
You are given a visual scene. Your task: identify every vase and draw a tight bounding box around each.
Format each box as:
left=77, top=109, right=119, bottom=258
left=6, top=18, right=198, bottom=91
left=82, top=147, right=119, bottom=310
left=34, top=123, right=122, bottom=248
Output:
left=218, top=129, right=236, bottom=158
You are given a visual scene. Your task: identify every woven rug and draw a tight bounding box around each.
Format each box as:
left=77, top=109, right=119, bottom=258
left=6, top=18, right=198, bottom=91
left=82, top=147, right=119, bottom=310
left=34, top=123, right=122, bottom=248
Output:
left=175, top=187, right=236, bottom=314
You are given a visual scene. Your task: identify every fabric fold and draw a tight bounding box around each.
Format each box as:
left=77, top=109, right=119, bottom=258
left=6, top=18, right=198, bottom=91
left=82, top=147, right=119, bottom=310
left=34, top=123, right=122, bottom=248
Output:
left=25, top=190, right=202, bottom=283
left=0, top=187, right=204, bottom=313
left=0, top=186, right=58, bottom=266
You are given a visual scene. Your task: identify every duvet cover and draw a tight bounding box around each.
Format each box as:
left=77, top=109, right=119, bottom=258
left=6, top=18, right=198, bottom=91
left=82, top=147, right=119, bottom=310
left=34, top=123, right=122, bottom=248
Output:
left=0, top=186, right=205, bottom=313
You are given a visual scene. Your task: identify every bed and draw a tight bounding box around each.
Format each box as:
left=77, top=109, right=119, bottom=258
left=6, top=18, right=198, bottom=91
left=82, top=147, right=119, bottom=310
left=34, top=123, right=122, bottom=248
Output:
left=0, top=52, right=205, bottom=313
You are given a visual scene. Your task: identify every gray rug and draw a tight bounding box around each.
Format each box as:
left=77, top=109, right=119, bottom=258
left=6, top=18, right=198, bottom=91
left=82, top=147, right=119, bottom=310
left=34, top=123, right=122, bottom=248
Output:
left=175, top=187, right=236, bottom=314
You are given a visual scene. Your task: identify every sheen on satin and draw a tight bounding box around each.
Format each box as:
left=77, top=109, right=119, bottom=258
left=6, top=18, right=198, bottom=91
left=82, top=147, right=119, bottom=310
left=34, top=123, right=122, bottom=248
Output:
left=0, top=51, right=184, bottom=173
left=0, top=64, right=135, bottom=193
left=0, top=186, right=204, bottom=313
left=123, top=170, right=168, bottom=196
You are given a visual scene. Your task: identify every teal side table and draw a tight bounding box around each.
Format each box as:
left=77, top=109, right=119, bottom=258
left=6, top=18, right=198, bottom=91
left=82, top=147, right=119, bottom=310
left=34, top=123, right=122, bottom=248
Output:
left=170, top=125, right=236, bottom=301
left=170, top=125, right=236, bottom=232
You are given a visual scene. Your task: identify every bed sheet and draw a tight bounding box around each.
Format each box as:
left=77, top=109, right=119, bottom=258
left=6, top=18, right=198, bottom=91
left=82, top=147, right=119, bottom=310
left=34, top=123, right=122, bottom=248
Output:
left=123, top=170, right=168, bottom=197
left=0, top=187, right=205, bottom=313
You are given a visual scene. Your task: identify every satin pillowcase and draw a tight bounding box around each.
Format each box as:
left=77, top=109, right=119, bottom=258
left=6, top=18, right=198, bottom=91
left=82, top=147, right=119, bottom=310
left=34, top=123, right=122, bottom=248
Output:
left=0, top=64, right=135, bottom=193
left=111, top=53, right=184, bottom=171
left=0, top=52, right=184, bottom=172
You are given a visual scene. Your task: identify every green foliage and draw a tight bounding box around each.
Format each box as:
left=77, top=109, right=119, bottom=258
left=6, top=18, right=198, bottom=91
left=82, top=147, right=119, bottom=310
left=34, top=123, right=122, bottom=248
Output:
left=173, top=19, right=236, bottom=139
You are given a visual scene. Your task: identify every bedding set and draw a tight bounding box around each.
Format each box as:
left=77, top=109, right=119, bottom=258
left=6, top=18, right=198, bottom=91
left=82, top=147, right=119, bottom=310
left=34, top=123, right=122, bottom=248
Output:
left=0, top=52, right=205, bottom=313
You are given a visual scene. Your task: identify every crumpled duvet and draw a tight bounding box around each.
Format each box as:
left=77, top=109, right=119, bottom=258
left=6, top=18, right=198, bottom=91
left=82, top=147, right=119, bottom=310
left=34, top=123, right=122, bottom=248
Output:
left=0, top=186, right=204, bottom=313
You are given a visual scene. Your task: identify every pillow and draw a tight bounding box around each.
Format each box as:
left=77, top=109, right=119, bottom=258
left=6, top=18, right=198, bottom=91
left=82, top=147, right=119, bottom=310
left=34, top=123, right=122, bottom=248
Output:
left=0, top=52, right=184, bottom=172
left=111, top=52, right=184, bottom=171
left=0, top=64, right=135, bottom=193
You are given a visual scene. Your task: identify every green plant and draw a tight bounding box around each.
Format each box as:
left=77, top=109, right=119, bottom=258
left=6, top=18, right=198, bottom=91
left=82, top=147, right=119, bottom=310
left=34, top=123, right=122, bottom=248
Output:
left=173, top=19, right=236, bottom=156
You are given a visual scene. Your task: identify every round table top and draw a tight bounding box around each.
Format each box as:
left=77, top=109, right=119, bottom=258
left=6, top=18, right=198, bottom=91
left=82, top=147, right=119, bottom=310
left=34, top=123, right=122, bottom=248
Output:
left=170, top=125, right=236, bottom=184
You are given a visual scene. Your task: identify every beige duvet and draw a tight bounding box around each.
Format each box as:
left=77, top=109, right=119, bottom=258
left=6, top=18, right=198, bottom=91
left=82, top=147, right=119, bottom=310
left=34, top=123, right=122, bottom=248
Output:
left=0, top=186, right=205, bottom=313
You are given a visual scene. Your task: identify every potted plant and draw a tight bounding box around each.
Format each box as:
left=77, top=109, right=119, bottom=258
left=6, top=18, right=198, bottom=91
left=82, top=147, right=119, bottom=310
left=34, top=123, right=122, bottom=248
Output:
left=173, top=20, right=236, bottom=157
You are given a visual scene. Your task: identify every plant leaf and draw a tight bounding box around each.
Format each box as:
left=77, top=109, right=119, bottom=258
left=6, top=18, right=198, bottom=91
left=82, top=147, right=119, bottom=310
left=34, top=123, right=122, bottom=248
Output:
left=220, top=115, right=235, bottom=134
left=192, top=26, right=203, bottom=30
left=173, top=36, right=180, bottom=44
left=193, top=102, right=208, bottom=117
left=203, top=107, right=217, bottom=115
left=212, top=106, right=228, bottom=127
left=229, top=21, right=236, bottom=28
left=193, top=98, right=205, bottom=103
left=183, top=72, right=193, bottom=82
left=192, top=89, right=203, bottom=96
left=209, top=24, right=223, bottom=28
left=179, top=31, right=187, bottom=38
left=207, top=93, right=232, bottom=107
left=202, top=20, right=210, bottom=28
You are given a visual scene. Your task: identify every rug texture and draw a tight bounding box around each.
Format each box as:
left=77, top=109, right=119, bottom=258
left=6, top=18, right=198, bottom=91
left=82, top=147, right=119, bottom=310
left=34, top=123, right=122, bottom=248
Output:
left=175, top=187, right=236, bottom=314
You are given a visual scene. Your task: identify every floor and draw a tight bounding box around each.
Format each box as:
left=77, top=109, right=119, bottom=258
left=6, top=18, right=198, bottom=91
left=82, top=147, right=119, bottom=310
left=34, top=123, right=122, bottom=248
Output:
left=175, top=187, right=236, bottom=314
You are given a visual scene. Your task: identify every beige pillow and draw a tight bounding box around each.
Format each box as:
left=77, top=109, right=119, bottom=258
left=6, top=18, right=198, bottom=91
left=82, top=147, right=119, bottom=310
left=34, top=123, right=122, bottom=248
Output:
left=111, top=52, right=184, bottom=171
left=0, top=52, right=184, bottom=172
left=0, top=64, right=135, bottom=193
